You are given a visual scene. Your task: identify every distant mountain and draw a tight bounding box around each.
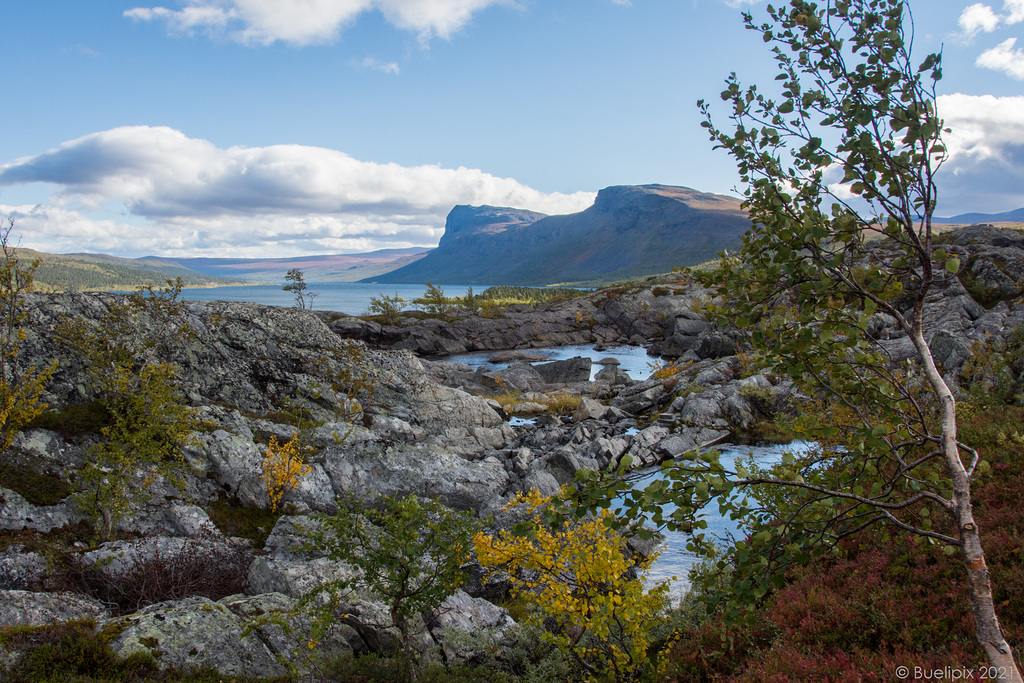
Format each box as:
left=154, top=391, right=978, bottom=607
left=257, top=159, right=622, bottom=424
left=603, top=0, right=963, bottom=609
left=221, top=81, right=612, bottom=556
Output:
left=151, top=247, right=430, bottom=283
left=365, top=185, right=752, bottom=286
left=934, top=208, right=1024, bottom=224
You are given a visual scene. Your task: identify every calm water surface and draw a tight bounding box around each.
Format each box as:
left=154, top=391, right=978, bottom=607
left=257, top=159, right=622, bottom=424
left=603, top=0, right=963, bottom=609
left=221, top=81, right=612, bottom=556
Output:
left=623, top=441, right=812, bottom=599
left=181, top=282, right=484, bottom=316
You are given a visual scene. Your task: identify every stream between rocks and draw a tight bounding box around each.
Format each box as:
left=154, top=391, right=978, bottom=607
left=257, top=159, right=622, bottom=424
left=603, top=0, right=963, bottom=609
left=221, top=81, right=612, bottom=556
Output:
left=619, top=441, right=812, bottom=600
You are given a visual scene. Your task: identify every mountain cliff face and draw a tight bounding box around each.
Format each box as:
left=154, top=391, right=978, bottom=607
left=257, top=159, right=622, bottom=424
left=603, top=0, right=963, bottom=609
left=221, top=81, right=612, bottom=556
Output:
left=366, top=184, right=752, bottom=285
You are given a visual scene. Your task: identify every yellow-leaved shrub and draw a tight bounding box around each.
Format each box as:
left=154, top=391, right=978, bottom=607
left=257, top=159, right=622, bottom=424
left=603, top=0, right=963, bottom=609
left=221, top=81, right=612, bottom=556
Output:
left=263, top=434, right=312, bottom=512
left=473, top=490, right=668, bottom=682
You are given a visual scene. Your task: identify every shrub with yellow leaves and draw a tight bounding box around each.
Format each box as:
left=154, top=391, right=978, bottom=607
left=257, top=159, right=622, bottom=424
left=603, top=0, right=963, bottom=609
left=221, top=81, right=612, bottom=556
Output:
left=262, top=434, right=312, bottom=512
left=473, top=490, right=669, bottom=683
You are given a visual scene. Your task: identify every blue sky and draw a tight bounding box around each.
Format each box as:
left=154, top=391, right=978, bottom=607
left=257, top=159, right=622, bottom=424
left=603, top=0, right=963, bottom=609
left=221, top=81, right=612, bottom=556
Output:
left=0, top=0, right=1022, bottom=258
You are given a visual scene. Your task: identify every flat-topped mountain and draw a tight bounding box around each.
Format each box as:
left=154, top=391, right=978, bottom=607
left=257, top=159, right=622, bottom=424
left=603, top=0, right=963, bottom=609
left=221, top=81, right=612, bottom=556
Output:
left=365, top=184, right=752, bottom=286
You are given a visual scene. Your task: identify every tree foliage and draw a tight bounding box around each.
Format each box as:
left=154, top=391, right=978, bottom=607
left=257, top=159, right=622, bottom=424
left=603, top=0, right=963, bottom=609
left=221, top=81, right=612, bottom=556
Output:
left=565, top=0, right=1020, bottom=676
left=60, top=279, right=197, bottom=539
left=305, top=494, right=478, bottom=682
left=0, top=219, right=56, bottom=454
left=366, top=292, right=407, bottom=324
left=262, top=434, right=312, bottom=512
left=474, top=491, right=668, bottom=683
left=412, top=282, right=455, bottom=322
left=283, top=268, right=317, bottom=310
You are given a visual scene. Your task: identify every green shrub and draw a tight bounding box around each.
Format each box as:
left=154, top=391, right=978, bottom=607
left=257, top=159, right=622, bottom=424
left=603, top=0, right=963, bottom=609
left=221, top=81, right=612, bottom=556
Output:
left=0, top=619, right=156, bottom=683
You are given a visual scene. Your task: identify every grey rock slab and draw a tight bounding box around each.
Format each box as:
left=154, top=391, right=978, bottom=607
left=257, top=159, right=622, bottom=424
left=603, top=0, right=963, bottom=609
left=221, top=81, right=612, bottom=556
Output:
left=428, top=589, right=516, bottom=661
left=0, top=590, right=110, bottom=627
left=321, top=444, right=509, bottom=512
left=534, top=356, right=592, bottom=385
left=247, top=556, right=359, bottom=598
left=222, top=592, right=356, bottom=673
left=106, top=596, right=286, bottom=678
left=573, top=396, right=608, bottom=422
left=0, top=486, right=78, bottom=533
left=0, top=548, right=47, bottom=590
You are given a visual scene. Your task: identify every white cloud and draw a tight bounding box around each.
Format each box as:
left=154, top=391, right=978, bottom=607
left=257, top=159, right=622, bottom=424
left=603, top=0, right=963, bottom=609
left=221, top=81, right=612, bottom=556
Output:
left=955, top=0, right=1024, bottom=41
left=964, top=4, right=1000, bottom=32
left=958, top=3, right=1002, bottom=40
left=125, top=0, right=512, bottom=46
left=354, top=57, right=400, bottom=74
left=1005, top=0, right=1024, bottom=23
left=0, top=126, right=595, bottom=257
left=976, top=37, right=1024, bottom=79
left=936, top=93, right=1024, bottom=214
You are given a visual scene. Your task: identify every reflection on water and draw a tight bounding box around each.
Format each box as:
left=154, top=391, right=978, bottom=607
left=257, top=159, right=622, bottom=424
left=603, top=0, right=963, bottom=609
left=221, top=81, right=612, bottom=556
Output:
left=447, top=343, right=657, bottom=382
left=620, top=441, right=812, bottom=599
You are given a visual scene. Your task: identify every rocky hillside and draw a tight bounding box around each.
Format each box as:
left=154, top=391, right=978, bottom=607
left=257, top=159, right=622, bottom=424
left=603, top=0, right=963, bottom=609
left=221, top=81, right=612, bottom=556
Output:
left=0, top=225, right=1021, bottom=678
left=368, top=184, right=752, bottom=285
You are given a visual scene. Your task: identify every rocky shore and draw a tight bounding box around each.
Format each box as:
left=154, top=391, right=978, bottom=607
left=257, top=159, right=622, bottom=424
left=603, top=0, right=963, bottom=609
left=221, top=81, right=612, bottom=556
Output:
left=0, top=225, right=1021, bottom=676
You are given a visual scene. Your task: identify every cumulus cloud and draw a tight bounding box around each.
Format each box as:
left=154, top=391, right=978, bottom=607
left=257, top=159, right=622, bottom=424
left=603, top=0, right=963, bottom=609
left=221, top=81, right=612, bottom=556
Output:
left=976, top=37, right=1024, bottom=79
left=125, top=0, right=512, bottom=46
left=956, top=0, right=1024, bottom=41
left=0, top=126, right=595, bottom=257
left=1005, top=0, right=1024, bottom=22
left=936, top=93, right=1024, bottom=214
left=958, top=3, right=1002, bottom=40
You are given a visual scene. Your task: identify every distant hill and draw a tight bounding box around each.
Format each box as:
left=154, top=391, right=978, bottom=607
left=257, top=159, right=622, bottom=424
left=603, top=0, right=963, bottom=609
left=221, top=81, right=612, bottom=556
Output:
left=16, top=250, right=239, bottom=292
left=934, top=207, right=1024, bottom=224
left=365, top=185, right=752, bottom=286
left=152, top=248, right=430, bottom=283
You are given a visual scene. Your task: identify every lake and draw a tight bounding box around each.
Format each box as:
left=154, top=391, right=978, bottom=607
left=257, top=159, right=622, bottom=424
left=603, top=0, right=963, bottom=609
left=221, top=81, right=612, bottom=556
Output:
left=625, top=441, right=812, bottom=600
left=447, top=343, right=657, bottom=382
left=180, top=282, right=484, bottom=316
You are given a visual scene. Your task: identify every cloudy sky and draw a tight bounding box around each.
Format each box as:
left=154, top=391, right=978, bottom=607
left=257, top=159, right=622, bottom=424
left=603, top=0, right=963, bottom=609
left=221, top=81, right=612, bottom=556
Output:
left=1, top=0, right=1022, bottom=258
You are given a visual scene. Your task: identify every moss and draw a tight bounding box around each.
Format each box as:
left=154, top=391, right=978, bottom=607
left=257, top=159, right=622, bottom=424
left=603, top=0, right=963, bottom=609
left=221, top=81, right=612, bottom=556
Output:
left=733, top=420, right=798, bottom=445
left=26, top=401, right=111, bottom=437
left=204, top=496, right=280, bottom=547
left=0, top=460, right=73, bottom=506
left=0, top=619, right=158, bottom=683
left=0, top=520, right=95, bottom=554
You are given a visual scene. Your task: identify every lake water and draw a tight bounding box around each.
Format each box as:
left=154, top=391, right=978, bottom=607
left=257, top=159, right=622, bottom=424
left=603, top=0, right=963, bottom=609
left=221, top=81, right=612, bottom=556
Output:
left=625, top=441, right=812, bottom=600
left=181, top=282, right=483, bottom=316
left=447, top=343, right=657, bottom=381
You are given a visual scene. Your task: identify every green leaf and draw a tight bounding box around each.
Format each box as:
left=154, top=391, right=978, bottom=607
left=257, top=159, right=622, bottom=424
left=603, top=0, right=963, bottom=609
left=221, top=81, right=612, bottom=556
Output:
left=945, top=257, right=960, bottom=273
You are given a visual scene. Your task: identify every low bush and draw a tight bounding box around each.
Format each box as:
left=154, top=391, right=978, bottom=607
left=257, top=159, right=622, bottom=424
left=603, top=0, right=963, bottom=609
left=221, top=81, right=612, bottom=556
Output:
left=661, top=406, right=1024, bottom=681
left=0, top=619, right=156, bottom=683
left=51, top=534, right=252, bottom=616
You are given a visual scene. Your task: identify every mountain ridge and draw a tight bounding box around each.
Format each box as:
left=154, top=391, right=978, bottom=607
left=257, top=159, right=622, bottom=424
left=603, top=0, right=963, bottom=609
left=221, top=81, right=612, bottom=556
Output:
left=364, top=184, right=752, bottom=286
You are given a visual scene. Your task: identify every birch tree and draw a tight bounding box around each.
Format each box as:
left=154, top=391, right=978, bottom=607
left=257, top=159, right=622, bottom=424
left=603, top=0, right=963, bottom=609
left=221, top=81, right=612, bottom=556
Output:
left=571, top=0, right=1020, bottom=676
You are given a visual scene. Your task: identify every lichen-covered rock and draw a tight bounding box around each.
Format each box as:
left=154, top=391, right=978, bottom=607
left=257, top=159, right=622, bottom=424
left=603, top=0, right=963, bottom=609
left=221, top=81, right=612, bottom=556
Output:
left=427, top=589, right=516, bottom=661
left=0, top=590, right=109, bottom=627
left=0, top=548, right=47, bottom=590
left=105, top=596, right=286, bottom=678
left=222, top=592, right=356, bottom=673
left=0, top=486, right=78, bottom=533
left=321, top=444, right=509, bottom=512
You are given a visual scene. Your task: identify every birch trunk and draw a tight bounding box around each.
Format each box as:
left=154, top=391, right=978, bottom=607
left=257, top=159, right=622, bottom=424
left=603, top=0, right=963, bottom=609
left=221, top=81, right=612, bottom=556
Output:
left=912, top=328, right=1022, bottom=682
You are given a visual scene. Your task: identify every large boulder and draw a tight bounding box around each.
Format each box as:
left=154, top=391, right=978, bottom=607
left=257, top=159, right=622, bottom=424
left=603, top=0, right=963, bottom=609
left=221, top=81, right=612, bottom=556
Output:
left=105, top=596, right=287, bottom=678
left=321, top=444, right=509, bottom=512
